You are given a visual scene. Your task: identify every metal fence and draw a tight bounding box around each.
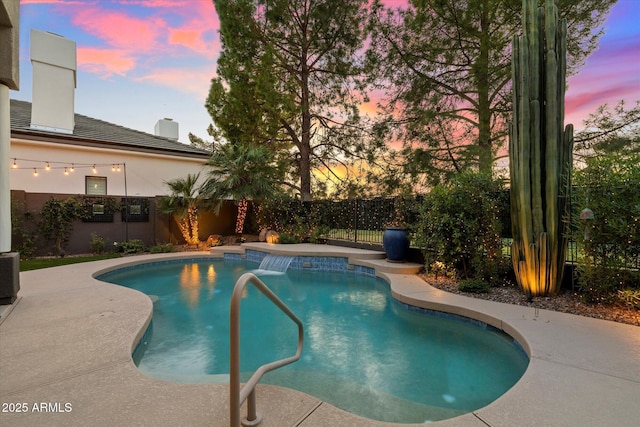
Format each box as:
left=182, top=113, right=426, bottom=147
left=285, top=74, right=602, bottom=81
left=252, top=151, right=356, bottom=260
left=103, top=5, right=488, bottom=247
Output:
left=259, top=193, right=638, bottom=274
left=314, top=196, right=421, bottom=245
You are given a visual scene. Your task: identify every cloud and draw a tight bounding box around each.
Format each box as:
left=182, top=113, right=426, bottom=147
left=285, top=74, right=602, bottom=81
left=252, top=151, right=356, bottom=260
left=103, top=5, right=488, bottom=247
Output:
left=134, top=66, right=217, bottom=97
left=566, top=85, right=638, bottom=126
left=164, top=2, right=220, bottom=57
left=77, top=47, right=137, bottom=77
left=167, top=27, right=220, bottom=57
left=70, top=7, right=166, bottom=53
left=21, top=0, right=95, bottom=4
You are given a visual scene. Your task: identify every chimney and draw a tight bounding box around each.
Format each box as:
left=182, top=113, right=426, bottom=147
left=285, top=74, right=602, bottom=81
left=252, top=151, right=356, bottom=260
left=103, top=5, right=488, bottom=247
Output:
left=154, top=118, right=179, bottom=140
left=30, top=30, right=76, bottom=134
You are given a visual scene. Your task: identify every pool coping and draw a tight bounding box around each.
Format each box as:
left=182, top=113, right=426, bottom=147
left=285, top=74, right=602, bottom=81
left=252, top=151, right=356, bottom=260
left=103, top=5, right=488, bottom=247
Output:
left=1, top=245, right=639, bottom=426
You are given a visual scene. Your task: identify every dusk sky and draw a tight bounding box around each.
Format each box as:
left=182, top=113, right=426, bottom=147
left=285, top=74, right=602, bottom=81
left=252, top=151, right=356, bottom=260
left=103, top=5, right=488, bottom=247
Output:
left=11, top=0, right=640, bottom=144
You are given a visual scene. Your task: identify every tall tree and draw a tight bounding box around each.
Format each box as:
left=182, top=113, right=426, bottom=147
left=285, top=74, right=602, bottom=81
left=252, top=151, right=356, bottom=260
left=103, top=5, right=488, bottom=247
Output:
left=368, top=0, right=615, bottom=186
left=573, top=100, right=640, bottom=162
left=202, top=142, right=281, bottom=234
left=208, top=0, right=377, bottom=201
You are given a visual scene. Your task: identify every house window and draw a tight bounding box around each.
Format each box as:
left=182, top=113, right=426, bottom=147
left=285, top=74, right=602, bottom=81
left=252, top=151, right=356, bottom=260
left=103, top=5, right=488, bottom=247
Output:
left=86, top=176, right=107, bottom=195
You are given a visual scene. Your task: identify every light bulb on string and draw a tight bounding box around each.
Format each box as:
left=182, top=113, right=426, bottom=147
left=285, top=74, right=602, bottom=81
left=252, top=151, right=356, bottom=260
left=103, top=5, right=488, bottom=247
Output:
left=70, top=164, right=75, bottom=172
left=92, top=165, right=97, bottom=174
left=111, top=164, right=116, bottom=172
left=116, top=164, right=121, bottom=172
left=12, top=159, right=17, bottom=168
left=33, top=168, right=38, bottom=177
left=45, top=162, right=51, bottom=171
left=64, top=167, right=69, bottom=175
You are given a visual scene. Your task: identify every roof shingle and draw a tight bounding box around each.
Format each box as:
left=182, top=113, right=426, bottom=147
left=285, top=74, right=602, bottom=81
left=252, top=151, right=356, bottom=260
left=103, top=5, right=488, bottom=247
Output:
left=10, top=99, right=211, bottom=159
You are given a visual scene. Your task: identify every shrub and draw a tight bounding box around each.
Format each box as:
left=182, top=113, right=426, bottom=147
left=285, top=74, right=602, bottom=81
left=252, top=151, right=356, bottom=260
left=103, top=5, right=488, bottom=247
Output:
left=429, top=261, right=455, bottom=280
left=310, top=225, right=330, bottom=244
left=148, top=243, right=176, bottom=253
left=38, top=196, right=88, bottom=256
left=573, top=152, right=640, bottom=299
left=115, top=239, right=147, bottom=254
left=276, top=232, right=300, bottom=244
left=256, top=195, right=316, bottom=241
left=414, top=172, right=507, bottom=282
left=89, top=233, right=106, bottom=254
left=458, top=279, right=491, bottom=294
left=617, top=289, right=640, bottom=310
left=11, top=198, right=37, bottom=259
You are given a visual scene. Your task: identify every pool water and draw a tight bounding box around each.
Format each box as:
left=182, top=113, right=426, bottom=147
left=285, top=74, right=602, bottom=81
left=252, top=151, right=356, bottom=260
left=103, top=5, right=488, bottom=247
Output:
left=98, top=259, right=528, bottom=423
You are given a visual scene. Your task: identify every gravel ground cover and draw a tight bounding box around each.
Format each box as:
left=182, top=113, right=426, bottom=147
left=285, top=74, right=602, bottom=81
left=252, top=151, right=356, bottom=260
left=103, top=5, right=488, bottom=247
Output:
left=421, top=274, right=640, bottom=327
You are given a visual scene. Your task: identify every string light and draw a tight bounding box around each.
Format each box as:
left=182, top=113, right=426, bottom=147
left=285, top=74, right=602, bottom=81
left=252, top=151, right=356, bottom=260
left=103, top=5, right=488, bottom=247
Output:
left=8, top=158, right=125, bottom=175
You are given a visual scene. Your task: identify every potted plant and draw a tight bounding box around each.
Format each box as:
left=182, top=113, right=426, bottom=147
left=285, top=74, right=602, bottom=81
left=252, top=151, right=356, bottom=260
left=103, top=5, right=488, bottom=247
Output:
left=383, top=197, right=410, bottom=262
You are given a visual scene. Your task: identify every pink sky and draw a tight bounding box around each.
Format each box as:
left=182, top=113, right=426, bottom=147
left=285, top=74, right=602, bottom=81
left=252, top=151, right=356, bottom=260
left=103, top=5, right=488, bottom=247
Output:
left=13, top=0, right=640, bottom=141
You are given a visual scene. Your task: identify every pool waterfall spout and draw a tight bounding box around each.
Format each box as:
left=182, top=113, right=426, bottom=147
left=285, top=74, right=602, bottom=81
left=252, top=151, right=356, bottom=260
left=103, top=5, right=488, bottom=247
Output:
left=258, top=254, right=294, bottom=273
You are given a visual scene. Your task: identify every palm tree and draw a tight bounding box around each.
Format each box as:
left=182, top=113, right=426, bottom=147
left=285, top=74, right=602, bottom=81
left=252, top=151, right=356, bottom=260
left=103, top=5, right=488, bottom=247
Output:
left=158, top=173, right=205, bottom=246
left=202, top=142, right=280, bottom=234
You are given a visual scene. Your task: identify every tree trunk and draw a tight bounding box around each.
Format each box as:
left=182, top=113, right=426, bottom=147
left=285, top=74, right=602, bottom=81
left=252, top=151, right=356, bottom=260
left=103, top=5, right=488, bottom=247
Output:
left=477, top=0, right=493, bottom=174
left=235, top=198, right=248, bottom=234
left=299, top=29, right=313, bottom=202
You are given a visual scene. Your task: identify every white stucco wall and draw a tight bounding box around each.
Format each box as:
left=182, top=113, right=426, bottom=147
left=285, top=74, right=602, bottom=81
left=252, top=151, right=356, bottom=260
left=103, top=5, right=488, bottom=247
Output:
left=10, top=138, right=208, bottom=197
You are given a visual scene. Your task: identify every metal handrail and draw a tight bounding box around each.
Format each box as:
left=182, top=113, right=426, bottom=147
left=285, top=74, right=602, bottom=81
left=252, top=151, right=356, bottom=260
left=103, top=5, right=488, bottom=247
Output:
left=230, top=272, right=304, bottom=427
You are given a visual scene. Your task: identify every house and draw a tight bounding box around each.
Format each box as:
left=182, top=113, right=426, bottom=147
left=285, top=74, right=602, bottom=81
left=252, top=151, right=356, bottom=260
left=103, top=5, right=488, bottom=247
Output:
left=6, top=30, right=239, bottom=256
left=10, top=98, right=210, bottom=197
left=9, top=30, right=210, bottom=198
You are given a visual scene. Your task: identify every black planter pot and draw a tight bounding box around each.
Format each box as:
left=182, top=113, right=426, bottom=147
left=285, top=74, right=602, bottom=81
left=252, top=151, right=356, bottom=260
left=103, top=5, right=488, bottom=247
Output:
left=383, top=227, right=409, bottom=262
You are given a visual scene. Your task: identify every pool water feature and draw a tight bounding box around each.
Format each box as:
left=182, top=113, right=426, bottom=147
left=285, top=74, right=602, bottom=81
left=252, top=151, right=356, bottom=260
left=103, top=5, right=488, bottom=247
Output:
left=258, top=253, right=294, bottom=272
left=98, top=258, right=528, bottom=423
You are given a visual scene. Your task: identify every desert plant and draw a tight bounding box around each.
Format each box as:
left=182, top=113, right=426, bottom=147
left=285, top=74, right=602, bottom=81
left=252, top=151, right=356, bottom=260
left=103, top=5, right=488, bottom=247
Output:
left=509, top=0, right=574, bottom=296
left=202, top=143, right=280, bottom=234
left=158, top=173, right=205, bottom=246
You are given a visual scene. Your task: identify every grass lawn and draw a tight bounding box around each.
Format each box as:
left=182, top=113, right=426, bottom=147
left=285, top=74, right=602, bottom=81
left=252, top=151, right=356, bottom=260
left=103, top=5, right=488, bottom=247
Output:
left=20, top=253, right=123, bottom=271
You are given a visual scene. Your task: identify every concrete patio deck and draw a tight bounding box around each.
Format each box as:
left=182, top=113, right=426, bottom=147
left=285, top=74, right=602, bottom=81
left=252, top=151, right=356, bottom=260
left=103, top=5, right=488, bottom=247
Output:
left=1, top=244, right=639, bottom=426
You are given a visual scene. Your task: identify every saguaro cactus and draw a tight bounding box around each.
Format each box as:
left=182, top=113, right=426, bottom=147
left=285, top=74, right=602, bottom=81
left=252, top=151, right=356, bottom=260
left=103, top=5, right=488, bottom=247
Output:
left=509, top=0, right=574, bottom=296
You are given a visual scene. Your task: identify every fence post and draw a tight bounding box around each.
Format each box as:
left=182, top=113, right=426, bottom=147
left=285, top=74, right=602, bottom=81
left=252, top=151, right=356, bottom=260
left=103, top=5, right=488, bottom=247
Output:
left=353, top=199, right=358, bottom=243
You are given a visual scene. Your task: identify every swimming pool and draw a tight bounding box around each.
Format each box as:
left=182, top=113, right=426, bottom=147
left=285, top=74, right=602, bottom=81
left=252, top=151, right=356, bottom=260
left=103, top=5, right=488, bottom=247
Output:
left=97, top=257, right=528, bottom=423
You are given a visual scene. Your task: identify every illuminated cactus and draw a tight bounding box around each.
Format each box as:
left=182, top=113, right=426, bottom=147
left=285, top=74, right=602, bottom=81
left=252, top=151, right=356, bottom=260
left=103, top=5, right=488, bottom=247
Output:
left=509, top=0, right=574, bottom=296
